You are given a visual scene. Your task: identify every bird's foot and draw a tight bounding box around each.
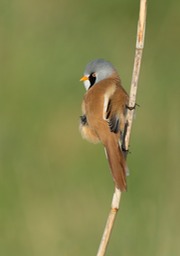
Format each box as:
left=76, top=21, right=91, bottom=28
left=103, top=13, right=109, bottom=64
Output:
left=80, top=115, right=88, bottom=125
left=126, top=103, right=140, bottom=110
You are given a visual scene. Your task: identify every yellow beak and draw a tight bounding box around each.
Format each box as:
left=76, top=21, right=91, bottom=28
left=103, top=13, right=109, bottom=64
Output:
left=80, top=75, right=88, bottom=82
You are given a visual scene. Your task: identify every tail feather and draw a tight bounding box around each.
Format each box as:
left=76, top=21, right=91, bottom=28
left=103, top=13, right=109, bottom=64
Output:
left=104, top=137, right=127, bottom=191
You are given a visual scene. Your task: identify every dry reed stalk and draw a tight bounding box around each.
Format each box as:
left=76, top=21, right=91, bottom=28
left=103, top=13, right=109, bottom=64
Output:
left=97, top=1, right=147, bottom=255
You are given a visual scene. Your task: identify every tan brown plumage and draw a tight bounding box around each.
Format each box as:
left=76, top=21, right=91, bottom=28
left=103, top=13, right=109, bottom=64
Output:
left=79, top=59, right=129, bottom=191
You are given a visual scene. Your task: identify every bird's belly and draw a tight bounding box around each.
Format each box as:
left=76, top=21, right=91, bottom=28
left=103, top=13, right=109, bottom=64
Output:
left=80, top=122, right=100, bottom=144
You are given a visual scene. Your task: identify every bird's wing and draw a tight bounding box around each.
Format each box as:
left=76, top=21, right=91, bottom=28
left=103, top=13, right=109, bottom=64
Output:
left=103, top=91, right=121, bottom=135
left=103, top=84, right=128, bottom=135
left=105, top=98, right=120, bottom=134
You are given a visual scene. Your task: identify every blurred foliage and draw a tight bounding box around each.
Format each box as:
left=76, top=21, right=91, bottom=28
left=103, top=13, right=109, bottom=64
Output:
left=0, top=0, right=180, bottom=255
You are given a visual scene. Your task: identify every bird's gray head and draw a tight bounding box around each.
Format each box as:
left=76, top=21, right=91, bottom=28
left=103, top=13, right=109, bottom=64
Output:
left=80, top=59, right=117, bottom=90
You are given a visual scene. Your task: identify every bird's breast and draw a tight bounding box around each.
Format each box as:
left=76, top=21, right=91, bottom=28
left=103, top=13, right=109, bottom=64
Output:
left=84, top=87, right=104, bottom=124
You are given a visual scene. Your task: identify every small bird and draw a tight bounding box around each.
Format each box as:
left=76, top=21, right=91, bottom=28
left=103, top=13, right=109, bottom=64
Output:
left=79, top=59, right=129, bottom=191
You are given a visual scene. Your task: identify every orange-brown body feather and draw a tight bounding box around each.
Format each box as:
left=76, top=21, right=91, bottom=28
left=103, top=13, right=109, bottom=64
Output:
left=80, top=73, right=129, bottom=191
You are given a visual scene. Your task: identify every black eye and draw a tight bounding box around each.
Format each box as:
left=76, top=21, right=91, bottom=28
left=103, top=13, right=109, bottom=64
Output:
left=89, top=72, right=96, bottom=88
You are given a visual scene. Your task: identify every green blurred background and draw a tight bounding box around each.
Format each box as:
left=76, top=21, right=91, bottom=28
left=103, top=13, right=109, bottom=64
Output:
left=1, top=0, right=180, bottom=255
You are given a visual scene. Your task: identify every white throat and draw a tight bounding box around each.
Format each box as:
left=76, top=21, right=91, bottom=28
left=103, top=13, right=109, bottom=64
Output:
left=83, top=79, right=91, bottom=91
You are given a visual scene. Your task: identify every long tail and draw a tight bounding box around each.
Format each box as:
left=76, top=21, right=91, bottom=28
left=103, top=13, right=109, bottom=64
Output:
left=104, top=136, right=127, bottom=191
